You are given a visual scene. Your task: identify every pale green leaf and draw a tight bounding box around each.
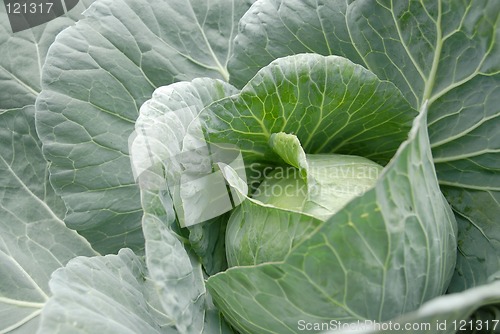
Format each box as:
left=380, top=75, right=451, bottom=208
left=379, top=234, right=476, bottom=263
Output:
left=0, top=107, right=97, bottom=334
left=141, top=209, right=234, bottom=334
left=269, top=132, right=308, bottom=177
left=35, top=0, right=255, bottom=253
left=37, top=249, right=174, bottom=334
left=227, top=0, right=361, bottom=88
left=133, top=78, right=239, bottom=333
left=223, top=188, right=322, bottom=266
left=0, top=0, right=94, bottom=112
left=1, top=4, right=98, bottom=332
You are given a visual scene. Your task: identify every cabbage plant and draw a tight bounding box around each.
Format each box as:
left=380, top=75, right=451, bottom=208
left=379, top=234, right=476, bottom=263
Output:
left=130, top=51, right=459, bottom=333
left=1, top=0, right=499, bottom=333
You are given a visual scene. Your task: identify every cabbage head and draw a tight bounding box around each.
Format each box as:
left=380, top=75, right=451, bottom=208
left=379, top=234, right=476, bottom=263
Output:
left=132, top=54, right=457, bottom=333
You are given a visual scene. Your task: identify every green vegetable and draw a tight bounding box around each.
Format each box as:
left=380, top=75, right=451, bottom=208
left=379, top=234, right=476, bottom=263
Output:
left=253, top=152, right=383, bottom=220
left=227, top=132, right=384, bottom=266
left=1, top=0, right=499, bottom=333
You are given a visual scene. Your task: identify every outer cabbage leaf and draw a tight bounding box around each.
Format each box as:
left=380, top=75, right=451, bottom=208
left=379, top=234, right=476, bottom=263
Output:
left=206, top=104, right=457, bottom=333
left=132, top=78, right=239, bottom=333
left=227, top=0, right=360, bottom=88
left=1, top=3, right=99, bottom=332
left=0, top=0, right=94, bottom=112
left=141, top=210, right=235, bottom=334
left=37, top=249, right=174, bottom=334
left=443, top=188, right=500, bottom=292
left=348, top=0, right=500, bottom=301
left=35, top=0, right=255, bottom=253
left=131, top=78, right=239, bottom=275
left=328, top=279, right=500, bottom=334
left=228, top=0, right=500, bottom=292
left=0, top=107, right=97, bottom=334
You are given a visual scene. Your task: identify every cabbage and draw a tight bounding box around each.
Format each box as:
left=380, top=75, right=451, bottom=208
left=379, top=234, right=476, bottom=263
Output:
left=227, top=132, right=384, bottom=266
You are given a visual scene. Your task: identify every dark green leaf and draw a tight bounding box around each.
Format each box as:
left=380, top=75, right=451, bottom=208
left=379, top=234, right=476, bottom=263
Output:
left=205, top=54, right=417, bottom=166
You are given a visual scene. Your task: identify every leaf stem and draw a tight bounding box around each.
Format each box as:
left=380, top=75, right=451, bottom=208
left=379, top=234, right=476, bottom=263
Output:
left=422, top=0, right=443, bottom=103
left=0, top=297, right=45, bottom=308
